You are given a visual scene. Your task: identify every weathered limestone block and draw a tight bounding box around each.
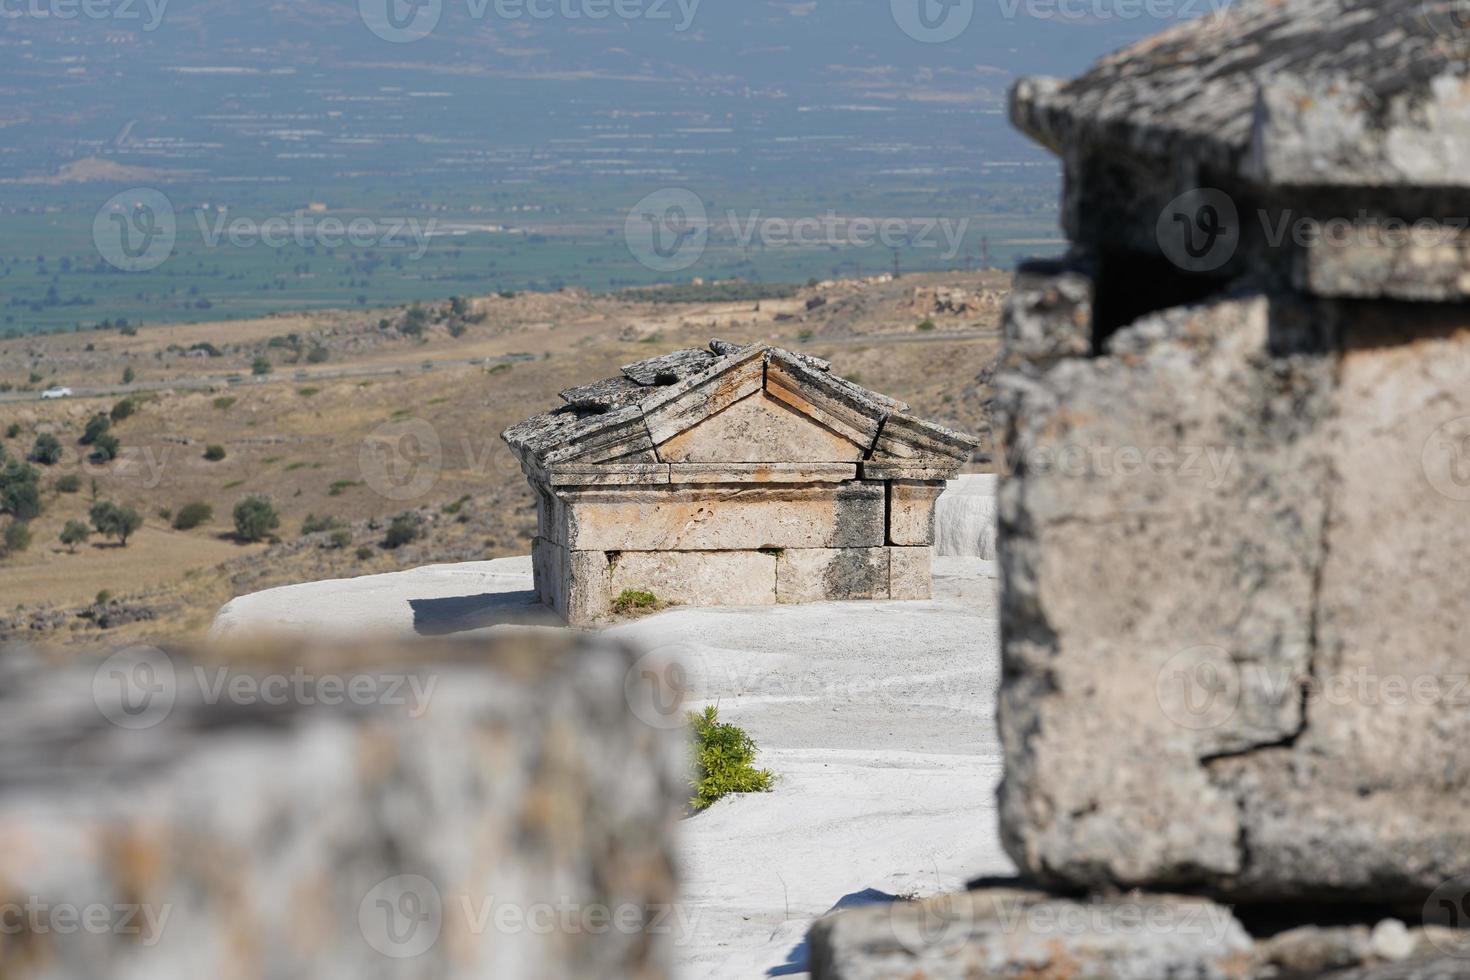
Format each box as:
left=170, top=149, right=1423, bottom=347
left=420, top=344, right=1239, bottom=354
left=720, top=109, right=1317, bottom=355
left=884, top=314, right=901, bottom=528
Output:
left=534, top=540, right=611, bottom=625
left=996, top=287, right=1338, bottom=891
left=808, top=888, right=1254, bottom=980
left=560, top=484, right=887, bottom=552
left=657, top=392, right=866, bottom=463
left=775, top=548, right=889, bottom=603
left=668, top=462, right=857, bottom=485
left=887, top=547, right=933, bottom=601
left=887, top=480, right=945, bottom=546
left=0, top=637, right=684, bottom=980
left=610, top=550, right=776, bottom=608
left=1213, top=304, right=1470, bottom=901
left=641, top=346, right=765, bottom=446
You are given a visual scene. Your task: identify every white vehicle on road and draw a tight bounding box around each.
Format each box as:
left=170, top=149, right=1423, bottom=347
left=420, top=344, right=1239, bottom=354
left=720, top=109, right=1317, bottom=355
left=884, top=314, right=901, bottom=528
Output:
left=40, top=387, right=73, bottom=400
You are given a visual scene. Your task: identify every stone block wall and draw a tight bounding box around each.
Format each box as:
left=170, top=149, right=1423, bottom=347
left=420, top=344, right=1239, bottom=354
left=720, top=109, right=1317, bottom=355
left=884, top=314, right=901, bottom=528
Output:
left=533, top=474, right=948, bottom=623
left=0, top=635, right=684, bottom=980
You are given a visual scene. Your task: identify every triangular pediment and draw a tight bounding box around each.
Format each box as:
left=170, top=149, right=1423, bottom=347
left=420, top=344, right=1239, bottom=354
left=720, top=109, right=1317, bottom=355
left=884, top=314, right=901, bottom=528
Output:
left=656, top=390, right=868, bottom=464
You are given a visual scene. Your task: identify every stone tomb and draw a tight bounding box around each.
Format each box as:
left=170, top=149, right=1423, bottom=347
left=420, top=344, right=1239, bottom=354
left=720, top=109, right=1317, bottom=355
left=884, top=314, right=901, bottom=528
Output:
left=503, top=341, right=977, bottom=624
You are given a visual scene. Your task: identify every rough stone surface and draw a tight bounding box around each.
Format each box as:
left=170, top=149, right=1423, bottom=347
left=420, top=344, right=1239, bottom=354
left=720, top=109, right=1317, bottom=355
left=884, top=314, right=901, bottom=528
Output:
left=0, top=636, right=683, bottom=980
left=886, top=480, right=945, bottom=546
left=776, top=548, right=889, bottom=604
left=505, top=343, right=977, bottom=623
left=808, top=888, right=1255, bottom=980
left=610, top=550, right=777, bottom=608
left=887, top=547, right=933, bottom=601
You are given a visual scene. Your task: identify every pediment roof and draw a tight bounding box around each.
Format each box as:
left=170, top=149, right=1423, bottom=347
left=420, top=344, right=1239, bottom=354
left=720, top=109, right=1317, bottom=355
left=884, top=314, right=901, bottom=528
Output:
left=502, top=340, right=978, bottom=476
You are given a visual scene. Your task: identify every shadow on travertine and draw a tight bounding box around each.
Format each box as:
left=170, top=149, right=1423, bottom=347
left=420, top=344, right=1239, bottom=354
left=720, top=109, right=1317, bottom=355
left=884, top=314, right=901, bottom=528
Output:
left=408, top=590, right=557, bottom=635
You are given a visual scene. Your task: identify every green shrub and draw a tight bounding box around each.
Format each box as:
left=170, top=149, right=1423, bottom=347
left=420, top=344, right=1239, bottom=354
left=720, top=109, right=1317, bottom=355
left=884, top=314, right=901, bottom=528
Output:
left=95, top=589, right=112, bottom=606
left=327, top=479, right=359, bottom=497
left=301, top=513, right=343, bottom=535
left=355, top=545, right=374, bottom=561
left=3, top=520, right=31, bottom=556
left=213, top=396, right=236, bottom=411
left=203, top=444, right=227, bottom=462
left=90, top=432, right=121, bottom=463
left=59, top=520, right=90, bottom=552
left=688, top=706, right=774, bottom=812
left=0, top=461, right=43, bottom=521
left=110, top=398, right=137, bottom=423
left=233, top=495, right=279, bottom=543
left=121, top=367, right=135, bottom=384
left=251, top=357, right=272, bottom=376
left=54, top=473, right=81, bottom=494
left=441, top=495, right=471, bottom=516
left=172, top=501, right=213, bottom=531
left=89, top=500, right=143, bottom=546
left=306, top=345, right=330, bottom=364
left=328, top=529, right=352, bottom=550
left=612, top=589, right=659, bottom=615
left=4, top=423, right=19, bottom=439
left=383, top=512, right=424, bottom=550
left=297, top=387, right=320, bottom=398
left=29, top=433, right=63, bottom=465
left=917, top=318, right=936, bottom=332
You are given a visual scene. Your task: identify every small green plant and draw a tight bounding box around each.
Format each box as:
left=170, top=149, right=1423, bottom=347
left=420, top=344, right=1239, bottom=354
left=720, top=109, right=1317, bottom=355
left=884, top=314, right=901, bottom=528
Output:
left=441, top=495, right=471, bottom=516
left=297, top=387, right=320, bottom=398
left=328, top=529, right=352, bottom=550
left=54, top=473, right=81, bottom=494
left=3, top=520, right=32, bottom=556
left=203, top=444, right=227, bottom=462
left=612, top=589, right=659, bottom=615
left=59, top=520, right=90, bottom=552
left=90, top=432, right=121, bottom=463
left=251, top=357, right=273, bottom=376
left=121, top=366, right=135, bottom=384
left=688, top=706, right=774, bottom=812
left=301, top=513, right=344, bottom=535
left=916, top=318, right=936, bottom=332
left=4, top=423, right=19, bottom=439
left=213, top=396, right=236, bottom=411
left=28, top=433, right=63, bottom=465
left=327, top=479, right=360, bottom=497
left=355, top=545, right=374, bottom=561
left=233, top=495, right=280, bottom=543
left=172, top=501, right=213, bottom=531
left=383, top=512, right=424, bottom=550
left=110, top=398, right=137, bottom=423
left=95, top=589, right=112, bottom=606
